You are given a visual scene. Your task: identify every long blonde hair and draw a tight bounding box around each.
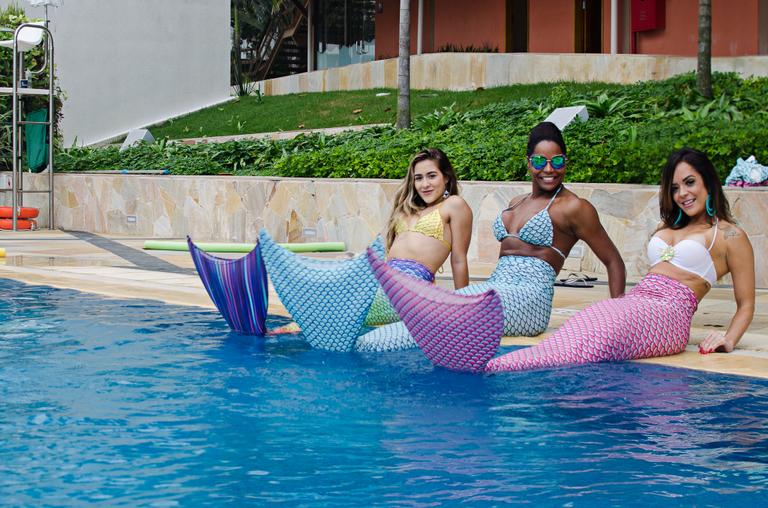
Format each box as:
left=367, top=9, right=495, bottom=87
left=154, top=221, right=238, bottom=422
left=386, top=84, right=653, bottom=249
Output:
left=386, top=148, right=460, bottom=250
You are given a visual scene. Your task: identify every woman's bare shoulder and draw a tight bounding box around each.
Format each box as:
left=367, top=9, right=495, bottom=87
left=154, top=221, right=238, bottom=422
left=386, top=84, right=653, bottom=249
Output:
left=443, top=195, right=472, bottom=214
left=718, top=221, right=748, bottom=242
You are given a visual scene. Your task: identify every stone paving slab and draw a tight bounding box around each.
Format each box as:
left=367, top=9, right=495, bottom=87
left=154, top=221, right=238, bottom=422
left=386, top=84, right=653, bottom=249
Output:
left=1, top=230, right=765, bottom=378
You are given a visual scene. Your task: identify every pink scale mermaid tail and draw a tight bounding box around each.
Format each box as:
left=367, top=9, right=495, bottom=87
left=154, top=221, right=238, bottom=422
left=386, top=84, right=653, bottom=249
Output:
left=485, top=274, right=698, bottom=373
left=366, top=248, right=503, bottom=373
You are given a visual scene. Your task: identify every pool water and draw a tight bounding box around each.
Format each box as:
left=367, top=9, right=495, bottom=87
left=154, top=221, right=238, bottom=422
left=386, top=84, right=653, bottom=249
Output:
left=1, top=279, right=767, bottom=505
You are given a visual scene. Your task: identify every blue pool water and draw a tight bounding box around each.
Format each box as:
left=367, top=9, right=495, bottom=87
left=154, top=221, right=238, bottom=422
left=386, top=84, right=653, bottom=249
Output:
left=1, top=279, right=767, bottom=506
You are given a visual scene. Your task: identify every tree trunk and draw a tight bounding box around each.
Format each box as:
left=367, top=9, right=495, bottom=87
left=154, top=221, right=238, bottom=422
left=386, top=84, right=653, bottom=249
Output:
left=233, top=0, right=243, bottom=91
left=396, top=0, right=410, bottom=130
left=697, top=0, right=712, bottom=98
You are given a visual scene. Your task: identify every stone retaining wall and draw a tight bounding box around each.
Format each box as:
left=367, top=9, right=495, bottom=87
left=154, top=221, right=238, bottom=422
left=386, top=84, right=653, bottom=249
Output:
left=3, top=173, right=765, bottom=287
left=258, top=53, right=768, bottom=96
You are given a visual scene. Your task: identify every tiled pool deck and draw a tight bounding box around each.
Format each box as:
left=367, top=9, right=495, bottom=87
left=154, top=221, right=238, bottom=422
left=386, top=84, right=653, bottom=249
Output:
left=1, top=230, right=766, bottom=379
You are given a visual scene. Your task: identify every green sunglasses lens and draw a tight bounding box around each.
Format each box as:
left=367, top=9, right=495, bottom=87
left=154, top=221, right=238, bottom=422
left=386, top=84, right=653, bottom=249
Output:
left=530, top=155, right=547, bottom=169
left=551, top=155, right=566, bottom=169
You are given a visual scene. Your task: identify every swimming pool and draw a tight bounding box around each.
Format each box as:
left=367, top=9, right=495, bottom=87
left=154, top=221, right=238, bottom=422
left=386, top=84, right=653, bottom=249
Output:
left=1, top=278, right=766, bottom=505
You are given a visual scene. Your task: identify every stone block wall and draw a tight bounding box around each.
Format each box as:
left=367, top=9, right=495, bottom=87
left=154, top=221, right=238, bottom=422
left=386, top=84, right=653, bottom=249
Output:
left=2, top=173, right=765, bottom=287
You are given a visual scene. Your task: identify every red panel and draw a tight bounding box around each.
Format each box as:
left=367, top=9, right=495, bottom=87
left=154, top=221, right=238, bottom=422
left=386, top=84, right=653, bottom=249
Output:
left=631, top=0, right=665, bottom=32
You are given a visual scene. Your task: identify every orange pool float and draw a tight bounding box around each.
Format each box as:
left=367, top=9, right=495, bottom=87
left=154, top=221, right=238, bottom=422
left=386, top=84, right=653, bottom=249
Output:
left=0, top=219, right=36, bottom=230
left=0, top=206, right=39, bottom=220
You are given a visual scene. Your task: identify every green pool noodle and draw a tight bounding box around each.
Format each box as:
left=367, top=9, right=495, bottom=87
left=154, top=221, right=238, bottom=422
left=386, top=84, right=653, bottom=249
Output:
left=143, top=240, right=346, bottom=253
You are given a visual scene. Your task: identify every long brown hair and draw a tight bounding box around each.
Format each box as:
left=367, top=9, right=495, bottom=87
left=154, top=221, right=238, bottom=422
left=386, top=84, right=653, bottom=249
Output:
left=385, top=148, right=459, bottom=250
left=659, top=148, right=734, bottom=230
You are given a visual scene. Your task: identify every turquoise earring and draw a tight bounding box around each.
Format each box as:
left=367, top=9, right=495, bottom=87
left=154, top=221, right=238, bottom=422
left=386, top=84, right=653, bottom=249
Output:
left=706, top=194, right=715, bottom=217
left=674, top=208, right=683, bottom=226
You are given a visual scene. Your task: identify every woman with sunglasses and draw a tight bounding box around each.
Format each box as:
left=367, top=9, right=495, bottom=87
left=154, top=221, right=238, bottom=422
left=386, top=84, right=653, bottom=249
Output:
left=454, top=121, right=625, bottom=334
left=357, top=121, right=625, bottom=352
left=425, top=147, right=755, bottom=372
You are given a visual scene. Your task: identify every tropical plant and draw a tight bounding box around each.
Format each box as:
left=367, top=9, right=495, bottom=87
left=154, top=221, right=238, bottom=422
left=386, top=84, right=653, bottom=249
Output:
left=579, top=93, right=636, bottom=118
left=412, top=103, right=469, bottom=132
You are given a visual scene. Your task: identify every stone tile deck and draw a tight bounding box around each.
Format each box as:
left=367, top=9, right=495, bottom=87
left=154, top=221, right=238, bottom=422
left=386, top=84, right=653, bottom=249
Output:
left=1, top=230, right=766, bottom=379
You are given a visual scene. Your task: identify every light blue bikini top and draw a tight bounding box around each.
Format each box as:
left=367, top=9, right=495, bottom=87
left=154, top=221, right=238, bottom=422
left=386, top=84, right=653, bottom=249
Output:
left=493, top=186, right=566, bottom=260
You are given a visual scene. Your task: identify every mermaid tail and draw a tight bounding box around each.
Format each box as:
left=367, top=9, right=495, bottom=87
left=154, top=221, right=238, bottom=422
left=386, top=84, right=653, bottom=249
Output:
left=357, top=254, right=555, bottom=352
left=188, top=237, right=268, bottom=335
left=364, top=248, right=503, bottom=373
left=485, top=274, right=697, bottom=372
left=259, top=229, right=384, bottom=352
left=458, top=255, right=555, bottom=337
left=364, top=258, right=435, bottom=326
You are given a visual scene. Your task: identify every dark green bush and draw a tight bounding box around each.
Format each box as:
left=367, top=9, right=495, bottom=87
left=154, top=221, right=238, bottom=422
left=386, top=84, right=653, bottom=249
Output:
left=54, top=72, right=768, bottom=184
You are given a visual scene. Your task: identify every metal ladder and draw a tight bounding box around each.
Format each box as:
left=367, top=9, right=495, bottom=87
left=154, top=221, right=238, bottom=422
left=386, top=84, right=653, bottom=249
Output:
left=0, top=22, right=55, bottom=231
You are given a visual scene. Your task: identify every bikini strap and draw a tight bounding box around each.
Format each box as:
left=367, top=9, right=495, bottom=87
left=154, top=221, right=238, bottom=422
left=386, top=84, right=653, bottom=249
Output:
left=502, top=194, right=529, bottom=214
left=544, top=185, right=563, bottom=210
left=707, top=218, right=719, bottom=251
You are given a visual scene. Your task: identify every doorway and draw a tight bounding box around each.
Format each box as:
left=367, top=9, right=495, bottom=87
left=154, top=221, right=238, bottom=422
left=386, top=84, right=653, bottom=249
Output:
left=506, top=0, right=528, bottom=52
left=575, top=0, right=602, bottom=53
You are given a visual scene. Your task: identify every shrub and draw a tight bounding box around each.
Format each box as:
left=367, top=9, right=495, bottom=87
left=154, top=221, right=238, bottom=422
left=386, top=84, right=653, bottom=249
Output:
left=54, top=72, right=768, bottom=185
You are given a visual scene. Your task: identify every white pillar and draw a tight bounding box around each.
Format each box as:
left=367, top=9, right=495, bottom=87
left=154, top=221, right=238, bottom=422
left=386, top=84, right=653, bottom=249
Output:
left=610, top=0, right=618, bottom=54
left=417, top=0, right=423, bottom=55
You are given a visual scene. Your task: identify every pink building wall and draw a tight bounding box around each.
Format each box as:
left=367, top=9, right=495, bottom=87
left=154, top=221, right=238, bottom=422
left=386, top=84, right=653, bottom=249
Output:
left=374, top=0, right=763, bottom=59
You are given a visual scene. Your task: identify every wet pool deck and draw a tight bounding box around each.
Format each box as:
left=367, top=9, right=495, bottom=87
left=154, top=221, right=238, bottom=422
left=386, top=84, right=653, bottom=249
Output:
left=1, top=230, right=766, bottom=379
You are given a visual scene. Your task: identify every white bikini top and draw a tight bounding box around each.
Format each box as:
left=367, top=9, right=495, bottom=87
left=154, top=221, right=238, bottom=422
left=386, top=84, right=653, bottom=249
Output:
left=647, top=220, right=718, bottom=285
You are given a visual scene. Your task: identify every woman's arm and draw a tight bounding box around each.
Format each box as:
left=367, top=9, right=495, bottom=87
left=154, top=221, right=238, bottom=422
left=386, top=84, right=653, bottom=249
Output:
left=699, top=225, right=755, bottom=353
left=447, top=197, right=473, bottom=289
left=570, top=200, right=626, bottom=298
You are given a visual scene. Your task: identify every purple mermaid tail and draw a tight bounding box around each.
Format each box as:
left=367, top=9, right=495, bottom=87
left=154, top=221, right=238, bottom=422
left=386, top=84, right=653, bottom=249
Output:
left=188, top=237, right=268, bottom=335
left=366, top=248, right=503, bottom=373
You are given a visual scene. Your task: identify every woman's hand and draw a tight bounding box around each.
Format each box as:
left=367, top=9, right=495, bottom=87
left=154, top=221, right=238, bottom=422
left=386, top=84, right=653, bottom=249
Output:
left=698, top=330, right=735, bottom=354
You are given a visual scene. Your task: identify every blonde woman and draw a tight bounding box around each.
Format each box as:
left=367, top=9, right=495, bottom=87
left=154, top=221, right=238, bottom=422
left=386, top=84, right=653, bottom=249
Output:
left=360, top=148, right=473, bottom=334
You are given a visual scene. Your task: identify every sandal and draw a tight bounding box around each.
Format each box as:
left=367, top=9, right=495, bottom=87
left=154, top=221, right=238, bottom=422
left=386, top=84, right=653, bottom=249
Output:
left=554, top=275, right=594, bottom=288
left=560, top=272, right=597, bottom=283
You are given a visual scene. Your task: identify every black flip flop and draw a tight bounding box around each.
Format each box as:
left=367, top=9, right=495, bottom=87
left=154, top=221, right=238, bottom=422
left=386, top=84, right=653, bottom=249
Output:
left=563, top=272, right=597, bottom=282
left=554, top=276, right=594, bottom=288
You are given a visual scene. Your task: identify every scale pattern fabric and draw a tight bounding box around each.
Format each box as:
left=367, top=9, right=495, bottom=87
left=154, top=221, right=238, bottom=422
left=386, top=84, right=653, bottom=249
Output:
left=485, top=274, right=698, bottom=372
left=364, top=258, right=434, bottom=326
left=364, top=249, right=503, bottom=373
left=356, top=254, right=555, bottom=352
left=258, top=229, right=384, bottom=352
left=188, top=237, right=268, bottom=335
left=458, top=255, right=556, bottom=337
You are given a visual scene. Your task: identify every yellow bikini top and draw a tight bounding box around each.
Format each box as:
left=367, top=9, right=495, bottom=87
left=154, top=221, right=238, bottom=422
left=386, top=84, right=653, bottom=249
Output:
left=394, top=204, right=450, bottom=248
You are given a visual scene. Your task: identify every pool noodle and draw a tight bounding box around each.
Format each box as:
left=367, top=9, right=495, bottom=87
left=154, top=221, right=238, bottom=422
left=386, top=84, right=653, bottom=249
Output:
left=143, top=240, right=345, bottom=253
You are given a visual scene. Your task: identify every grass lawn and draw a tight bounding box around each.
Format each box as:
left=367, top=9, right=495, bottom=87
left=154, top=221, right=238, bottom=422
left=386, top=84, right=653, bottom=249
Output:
left=150, top=82, right=623, bottom=139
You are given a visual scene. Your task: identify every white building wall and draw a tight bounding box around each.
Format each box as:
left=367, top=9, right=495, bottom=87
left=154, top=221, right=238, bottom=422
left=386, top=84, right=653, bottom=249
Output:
left=1, top=0, right=231, bottom=146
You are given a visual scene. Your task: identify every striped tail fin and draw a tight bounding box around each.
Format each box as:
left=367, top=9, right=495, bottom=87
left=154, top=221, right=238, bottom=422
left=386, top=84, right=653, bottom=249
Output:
left=366, top=248, right=502, bottom=373
left=188, top=237, right=268, bottom=335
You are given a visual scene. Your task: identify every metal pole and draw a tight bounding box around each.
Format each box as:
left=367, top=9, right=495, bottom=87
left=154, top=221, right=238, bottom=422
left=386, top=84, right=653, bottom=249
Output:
left=47, top=29, right=55, bottom=229
left=417, top=0, right=423, bottom=55
left=11, top=31, right=18, bottom=231
left=610, top=0, right=618, bottom=54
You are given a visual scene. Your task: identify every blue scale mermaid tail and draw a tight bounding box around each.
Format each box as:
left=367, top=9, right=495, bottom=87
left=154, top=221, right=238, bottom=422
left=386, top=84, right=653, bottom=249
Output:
left=364, top=248, right=503, bottom=373
left=188, top=237, right=268, bottom=335
left=259, top=229, right=384, bottom=352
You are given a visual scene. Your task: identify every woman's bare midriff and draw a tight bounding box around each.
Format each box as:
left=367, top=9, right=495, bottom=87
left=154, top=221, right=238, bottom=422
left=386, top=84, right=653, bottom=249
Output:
left=648, top=262, right=711, bottom=301
left=388, top=233, right=451, bottom=274
left=498, top=237, right=564, bottom=273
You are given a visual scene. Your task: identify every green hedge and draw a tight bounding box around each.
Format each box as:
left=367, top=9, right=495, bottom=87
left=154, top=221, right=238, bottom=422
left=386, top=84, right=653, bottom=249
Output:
left=54, top=72, right=768, bottom=184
